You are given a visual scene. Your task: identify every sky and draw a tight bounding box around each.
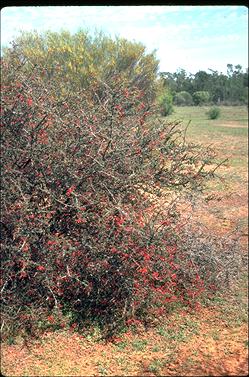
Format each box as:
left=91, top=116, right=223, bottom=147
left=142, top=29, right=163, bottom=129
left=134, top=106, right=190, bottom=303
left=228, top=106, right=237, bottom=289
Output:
left=1, top=5, right=248, bottom=74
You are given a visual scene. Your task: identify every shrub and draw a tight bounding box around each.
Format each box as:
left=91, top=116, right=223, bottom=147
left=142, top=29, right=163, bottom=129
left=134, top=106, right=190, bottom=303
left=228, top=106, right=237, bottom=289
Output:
left=2, top=30, right=159, bottom=103
left=193, top=91, right=210, bottom=105
left=206, top=107, right=221, bottom=119
left=174, top=91, right=193, bottom=106
left=157, top=90, right=174, bottom=116
left=0, top=49, right=243, bottom=339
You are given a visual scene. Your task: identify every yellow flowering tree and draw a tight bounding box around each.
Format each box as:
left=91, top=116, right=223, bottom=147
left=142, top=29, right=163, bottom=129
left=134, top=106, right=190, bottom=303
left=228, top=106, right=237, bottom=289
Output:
left=3, top=29, right=159, bottom=101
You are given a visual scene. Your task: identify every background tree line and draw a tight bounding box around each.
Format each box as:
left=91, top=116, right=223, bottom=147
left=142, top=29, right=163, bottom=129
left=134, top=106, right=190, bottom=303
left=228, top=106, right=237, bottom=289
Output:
left=159, top=65, right=248, bottom=107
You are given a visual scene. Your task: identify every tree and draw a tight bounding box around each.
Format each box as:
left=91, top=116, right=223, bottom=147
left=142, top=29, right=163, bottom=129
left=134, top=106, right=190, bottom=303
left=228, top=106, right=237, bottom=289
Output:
left=159, top=71, right=178, bottom=94
left=159, top=65, right=248, bottom=106
left=3, top=30, right=159, bottom=102
left=160, top=69, right=194, bottom=95
left=192, top=91, right=210, bottom=105
left=174, top=69, right=194, bottom=93
left=228, top=64, right=247, bottom=104
left=173, top=91, right=193, bottom=106
left=227, top=63, right=234, bottom=77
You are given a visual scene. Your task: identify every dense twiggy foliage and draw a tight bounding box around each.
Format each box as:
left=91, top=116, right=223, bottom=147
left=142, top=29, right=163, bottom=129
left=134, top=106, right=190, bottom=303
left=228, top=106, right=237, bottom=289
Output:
left=0, top=52, right=243, bottom=338
left=2, top=30, right=159, bottom=102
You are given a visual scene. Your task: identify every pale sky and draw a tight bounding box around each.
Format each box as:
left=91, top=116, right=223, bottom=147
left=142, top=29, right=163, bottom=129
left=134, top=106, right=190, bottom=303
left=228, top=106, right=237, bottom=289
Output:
left=1, top=5, right=248, bottom=74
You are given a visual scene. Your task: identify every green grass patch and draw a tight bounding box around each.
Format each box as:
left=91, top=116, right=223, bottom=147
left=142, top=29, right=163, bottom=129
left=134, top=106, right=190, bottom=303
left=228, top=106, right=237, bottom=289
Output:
left=115, top=340, right=129, bottom=350
left=147, top=359, right=165, bottom=374
left=167, top=106, right=248, bottom=190
left=169, top=105, right=248, bottom=123
left=131, top=339, right=148, bottom=351
left=152, top=345, right=161, bottom=352
left=167, top=106, right=248, bottom=139
left=157, top=326, right=187, bottom=342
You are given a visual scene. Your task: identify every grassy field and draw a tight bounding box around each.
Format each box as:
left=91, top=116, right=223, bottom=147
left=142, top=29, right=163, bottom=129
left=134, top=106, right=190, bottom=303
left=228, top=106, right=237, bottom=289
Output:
left=168, top=106, right=248, bottom=239
left=1, top=106, right=248, bottom=377
left=167, top=105, right=248, bottom=166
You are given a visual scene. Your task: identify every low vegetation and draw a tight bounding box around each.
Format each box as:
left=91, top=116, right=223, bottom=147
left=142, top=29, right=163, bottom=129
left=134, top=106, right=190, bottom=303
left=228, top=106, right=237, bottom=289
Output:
left=206, top=106, right=221, bottom=119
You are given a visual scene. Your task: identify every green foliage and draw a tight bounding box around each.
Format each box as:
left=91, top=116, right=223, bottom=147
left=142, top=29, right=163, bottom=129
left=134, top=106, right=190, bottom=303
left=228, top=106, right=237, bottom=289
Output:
left=193, top=71, right=210, bottom=92
left=160, top=65, right=248, bottom=106
left=131, top=339, right=148, bottom=351
left=160, top=69, right=193, bottom=94
left=147, top=359, right=165, bottom=374
left=242, top=87, right=248, bottom=105
left=115, top=340, right=128, bottom=350
left=2, top=29, right=159, bottom=102
left=206, top=107, right=221, bottom=120
left=173, top=91, right=193, bottom=106
left=157, top=90, right=174, bottom=116
left=193, top=91, right=210, bottom=105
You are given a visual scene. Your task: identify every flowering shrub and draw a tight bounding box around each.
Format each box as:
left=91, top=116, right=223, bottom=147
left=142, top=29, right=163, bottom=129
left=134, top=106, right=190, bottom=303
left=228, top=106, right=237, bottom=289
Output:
left=0, top=50, right=243, bottom=338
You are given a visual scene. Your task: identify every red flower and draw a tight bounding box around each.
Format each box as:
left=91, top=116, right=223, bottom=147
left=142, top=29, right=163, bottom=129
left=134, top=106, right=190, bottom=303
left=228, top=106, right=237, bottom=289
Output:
left=124, top=226, right=133, bottom=232
left=70, top=323, right=77, bottom=330
left=37, top=265, right=46, bottom=272
left=138, top=267, right=148, bottom=274
left=66, top=185, right=76, bottom=196
left=164, top=295, right=177, bottom=303
left=143, top=253, right=150, bottom=261
left=112, top=336, right=122, bottom=343
left=115, top=215, right=125, bottom=226
left=47, top=315, right=55, bottom=323
left=75, top=217, right=86, bottom=224
left=22, top=244, right=29, bottom=252
left=27, top=98, right=33, bottom=106
left=171, top=273, right=177, bottom=280
left=124, top=88, right=129, bottom=98
left=47, top=240, right=56, bottom=246
left=126, top=318, right=141, bottom=326
left=152, top=271, right=159, bottom=280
